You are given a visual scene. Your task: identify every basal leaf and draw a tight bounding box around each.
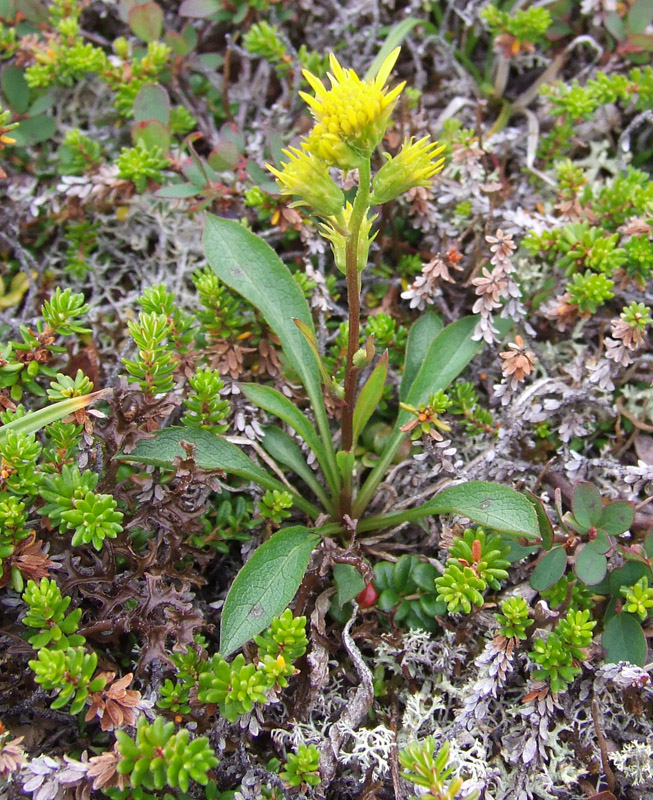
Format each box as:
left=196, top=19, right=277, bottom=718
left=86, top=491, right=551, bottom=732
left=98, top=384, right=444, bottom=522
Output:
left=530, top=546, right=567, bottom=592
left=240, top=383, right=338, bottom=496
left=359, top=481, right=540, bottom=540
left=120, top=427, right=319, bottom=517
left=260, top=426, right=331, bottom=511
left=220, top=526, right=319, bottom=655
left=400, top=310, right=443, bottom=401
left=363, top=18, right=422, bottom=81
left=203, top=215, right=335, bottom=483
left=354, top=316, right=504, bottom=517
left=0, top=391, right=108, bottom=442
left=204, top=215, right=319, bottom=396
left=352, top=352, right=388, bottom=447
left=423, top=481, right=540, bottom=538
left=602, top=612, right=647, bottom=666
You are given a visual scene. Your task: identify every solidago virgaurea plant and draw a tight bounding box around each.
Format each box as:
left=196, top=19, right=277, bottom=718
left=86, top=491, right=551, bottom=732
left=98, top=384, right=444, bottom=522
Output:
left=122, top=47, right=541, bottom=658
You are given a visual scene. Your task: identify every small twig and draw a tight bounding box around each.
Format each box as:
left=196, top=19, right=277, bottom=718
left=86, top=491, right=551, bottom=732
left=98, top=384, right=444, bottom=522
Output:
left=592, top=699, right=616, bottom=794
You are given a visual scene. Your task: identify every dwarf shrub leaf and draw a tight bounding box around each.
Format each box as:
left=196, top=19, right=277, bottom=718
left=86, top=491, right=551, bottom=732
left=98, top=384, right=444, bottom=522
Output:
left=602, top=612, right=647, bottom=666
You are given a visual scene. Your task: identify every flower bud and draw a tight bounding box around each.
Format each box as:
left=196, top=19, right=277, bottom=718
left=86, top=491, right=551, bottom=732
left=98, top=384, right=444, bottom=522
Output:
left=371, top=136, right=446, bottom=204
left=267, top=146, right=345, bottom=218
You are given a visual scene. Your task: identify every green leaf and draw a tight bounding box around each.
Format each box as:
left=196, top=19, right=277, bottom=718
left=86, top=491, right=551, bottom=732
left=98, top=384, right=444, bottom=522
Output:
left=591, top=530, right=612, bottom=555
left=220, top=526, right=319, bottom=655
left=260, top=425, right=331, bottom=511
left=402, top=316, right=489, bottom=419
left=133, top=83, right=170, bottom=126
left=400, top=311, right=443, bottom=401
left=336, top=449, right=356, bottom=485
left=293, top=318, right=333, bottom=388
left=426, top=482, right=540, bottom=538
left=1, top=65, right=30, bottom=113
left=155, top=182, right=200, bottom=199
left=609, top=562, right=652, bottom=595
left=179, top=0, right=221, bottom=17
left=628, top=0, right=653, bottom=33
left=525, top=490, right=554, bottom=550
left=575, top=544, right=607, bottom=586
left=203, top=215, right=336, bottom=486
left=132, top=119, right=170, bottom=152
left=602, top=613, right=647, bottom=666
left=355, top=316, right=505, bottom=518
left=333, top=563, right=366, bottom=608
left=120, top=427, right=319, bottom=518
left=598, top=500, right=634, bottom=536
left=359, top=481, right=540, bottom=539
left=605, top=11, right=626, bottom=41
left=530, top=547, right=567, bottom=592
left=208, top=140, right=241, bottom=172
left=128, top=1, right=163, bottom=41
left=363, top=18, right=422, bottom=81
left=570, top=482, right=602, bottom=530
left=240, top=383, right=337, bottom=497
left=11, top=113, right=55, bottom=146
left=352, top=352, right=388, bottom=447
left=0, top=391, right=108, bottom=442
left=645, top=533, right=653, bottom=559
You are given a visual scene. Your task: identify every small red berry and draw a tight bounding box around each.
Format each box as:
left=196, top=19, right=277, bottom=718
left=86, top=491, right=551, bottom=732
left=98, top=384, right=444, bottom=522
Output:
left=356, top=581, right=378, bottom=608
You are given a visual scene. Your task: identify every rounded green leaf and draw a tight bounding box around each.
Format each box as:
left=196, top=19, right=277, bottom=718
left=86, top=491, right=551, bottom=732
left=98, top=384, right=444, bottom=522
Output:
left=530, top=546, right=567, bottom=592
left=609, top=562, right=651, bottom=595
left=128, top=1, right=163, bottom=41
left=575, top=544, right=607, bottom=586
left=598, top=500, right=634, bottom=537
left=570, top=482, right=602, bottom=531
left=220, top=526, right=319, bottom=656
left=377, top=588, right=400, bottom=612
left=602, top=613, right=647, bottom=666
left=133, top=83, right=170, bottom=126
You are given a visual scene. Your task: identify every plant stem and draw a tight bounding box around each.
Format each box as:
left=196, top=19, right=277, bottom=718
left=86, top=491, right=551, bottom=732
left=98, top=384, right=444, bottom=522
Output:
left=338, top=159, right=371, bottom=520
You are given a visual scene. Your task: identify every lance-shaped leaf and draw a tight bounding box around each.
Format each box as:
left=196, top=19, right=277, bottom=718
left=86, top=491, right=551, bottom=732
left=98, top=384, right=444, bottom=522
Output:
left=352, top=352, right=388, bottom=447
left=240, top=382, right=338, bottom=496
left=358, top=481, right=540, bottom=539
left=203, top=215, right=337, bottom=490
left=354, top=316, right=511, bottom=518
left=400, top=310, right=443, bottom=401
left=220, top=526, right=320, bottom=655
left=261, top=425, right=331, bottom=511
left=120, top=427, right=319, bottom=518
left=293, top=318, right=333, bottom=388
left=0, top=390, right=109, bottom=442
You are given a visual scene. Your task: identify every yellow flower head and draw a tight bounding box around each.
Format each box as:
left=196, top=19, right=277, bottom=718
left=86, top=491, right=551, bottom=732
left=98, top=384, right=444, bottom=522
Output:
left=371, top=136, right=446, bottom=204
left=300, top=47, right=405, bottom=168
left=266, top=145, right=345, bottom=217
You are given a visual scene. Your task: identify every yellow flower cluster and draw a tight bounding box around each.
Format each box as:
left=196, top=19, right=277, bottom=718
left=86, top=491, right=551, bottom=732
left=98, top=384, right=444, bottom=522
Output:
left=372, top=136, right=446, bottom=204
left=266, top=47, right=445, bottom=220
left=301, top=48, right=405, bottom=167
